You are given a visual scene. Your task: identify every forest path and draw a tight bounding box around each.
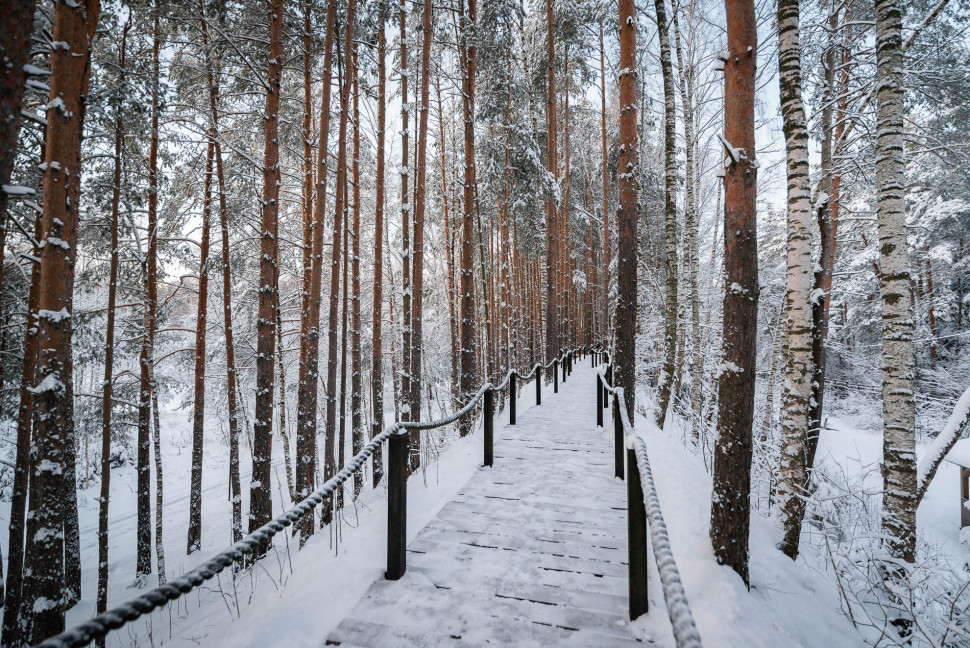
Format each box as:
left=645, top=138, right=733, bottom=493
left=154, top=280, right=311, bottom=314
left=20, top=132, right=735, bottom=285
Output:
left=325, top=365, right=650, bottom=647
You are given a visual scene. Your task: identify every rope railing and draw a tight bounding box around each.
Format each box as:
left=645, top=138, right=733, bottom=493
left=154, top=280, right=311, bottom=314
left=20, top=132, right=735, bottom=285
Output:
left=592, top=350, right=704, bottom=648
left=38, top=348, right=583, bottom=648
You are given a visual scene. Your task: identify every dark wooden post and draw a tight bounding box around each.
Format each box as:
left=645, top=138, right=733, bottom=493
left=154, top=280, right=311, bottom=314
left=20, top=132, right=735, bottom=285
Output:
left=386, top=432, right=408, bottom=580
left=614, top=396, right=624, bottom=480
left=484, top=388, right=494, bottom=467
left=536, top=366, right=542, bottom=405
left=627, top=446, right=648, bottom=619
left=597, top=374, right=604, bottom=427
left=509, top=372, right=517, bottom=425
left=562, top=354, right=567, bottom=383
left=554, top=359, right=559, bottom=393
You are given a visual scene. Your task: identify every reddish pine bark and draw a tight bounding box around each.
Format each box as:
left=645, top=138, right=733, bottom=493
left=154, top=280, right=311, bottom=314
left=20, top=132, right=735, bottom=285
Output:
left=458, top=0, right=478, bottom=435
left=544, top=0, right=559, bottom=363
left=616, top=0, right=638, bottom=424
left=407, top=0, right=434, bottom=471
left=296, top=0, right=336, bottom=542
left=323, top=0, right=356, bottom=524
left=22, top=0, right=100, bottom=640
left=371, top=13, right=387, bottom=487
left=710, top=0, right=759, bottom=587
left=249, top=0, right=285, bottom=540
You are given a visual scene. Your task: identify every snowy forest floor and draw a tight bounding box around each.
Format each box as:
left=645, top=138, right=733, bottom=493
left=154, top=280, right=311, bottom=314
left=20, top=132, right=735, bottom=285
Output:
left=1, top=365, right=966, bottom=646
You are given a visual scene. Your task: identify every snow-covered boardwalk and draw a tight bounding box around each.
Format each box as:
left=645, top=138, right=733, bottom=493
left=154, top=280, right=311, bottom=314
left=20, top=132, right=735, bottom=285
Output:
left=326, top=366, right=647, bottom=646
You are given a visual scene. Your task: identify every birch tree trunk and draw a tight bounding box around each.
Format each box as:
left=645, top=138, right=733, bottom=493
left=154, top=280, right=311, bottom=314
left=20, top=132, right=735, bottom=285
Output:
left=874, top=0, right=917, bottom=566
left=710, top=0, right=758, bottom=587
left=774, top=0, right=816, bottom=561
left=654, top=0, right=679, bottom=429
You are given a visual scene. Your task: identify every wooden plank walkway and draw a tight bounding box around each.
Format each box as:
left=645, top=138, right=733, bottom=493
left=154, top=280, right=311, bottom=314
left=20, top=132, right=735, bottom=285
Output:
left=326, top=366, right=649, bottom=647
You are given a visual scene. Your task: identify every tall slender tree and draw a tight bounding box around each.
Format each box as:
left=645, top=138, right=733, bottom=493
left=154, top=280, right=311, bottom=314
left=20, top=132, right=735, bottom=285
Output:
left=874, top=0, right=917, bottom=567
left=544, top=0, right=559, bottom=363
left=774, top=0, right=816, bottom=561
left=187, top=140, right=214, bottom=554
left=710, top=0, right=758, bottom=587
left=324, top=0, right=357, bottom=523
left=616, top=0, right=638, bottom=424
left=249, top=0, right=285, bottom=540
left=407, top=0, right=434, bottom=470
left=371, top=3, right=388, bottom=487
left=136, top=4, right=161, bottom=579
left=654, top=0, right=679, bottom=428
left=458, top=0, right=478, bottom=431
left=296, top=0, right=337, bottom=541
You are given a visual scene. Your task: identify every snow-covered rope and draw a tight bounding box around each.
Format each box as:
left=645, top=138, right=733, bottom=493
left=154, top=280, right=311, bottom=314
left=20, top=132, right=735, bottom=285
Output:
left=39, top=349, right=584, bottom=648
left=598, top=364, right=704, bottom=648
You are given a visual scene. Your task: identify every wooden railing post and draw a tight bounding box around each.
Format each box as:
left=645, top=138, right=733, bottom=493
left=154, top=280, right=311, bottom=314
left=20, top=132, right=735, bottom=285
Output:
left=562, top=354, right=567, bottom=383
left=627, top=446, right=648, bottom=619
left=553, top=359, right=559, bottom=393
left=484, top=388, right=494, bottom=467
left=509, top=372, right=517, bottom=425
left=614, top=396, right=624, bottom=480
left=386, top=433, right=408, bottom=580
left=597, top=374, right=604, bottom=427
left=536, top=366, right=542, bottom=405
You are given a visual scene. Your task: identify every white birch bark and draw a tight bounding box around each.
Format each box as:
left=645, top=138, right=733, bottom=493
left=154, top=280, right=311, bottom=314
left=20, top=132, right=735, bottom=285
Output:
left=774, top=0, right=816, bottom=560
left=874, top=0, right=917, bottom=565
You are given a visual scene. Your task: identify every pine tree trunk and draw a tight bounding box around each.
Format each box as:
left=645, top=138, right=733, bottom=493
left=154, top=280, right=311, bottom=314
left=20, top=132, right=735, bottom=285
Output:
left=399, top=3, right=413, bottom=424
left=0, top=0, right=37, bottom=374
left=710, top=0, right=758, bottom=588
left=774, top=0, right=816, bottom=561
left=3, top=208, right=43, bottom=648
left=136, top=5, right=161, bottom=579
left=544, top=0, right=559, bottom=364
left=21, top=0, right=100, bottom=640
left=96, top=23, right=127, bottom=637
left=198, top=0, right=243, bottom=545
left=295, top=0, right=336, bottom=542
left=599, top=18, right=610, bottom=340
left=458, top=0, right=478, bottom=435
left=874, top=0, right=917, bottom=566
left=249, top=0, right=285, bottom=542
left=655, top=0, right=679, bottom=429
left=616, top=0, right=638, bottom=424
left=436, top=74, right=460, bottom=412
left=371, top=13, right=387, bottom=488
left=407, top=0, right=434, bottom=470
left=323, top=0, right=356, bottom=524
left=187, top=140, right=213, bottom=554
left=350, top=45, right=364, bottom=497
